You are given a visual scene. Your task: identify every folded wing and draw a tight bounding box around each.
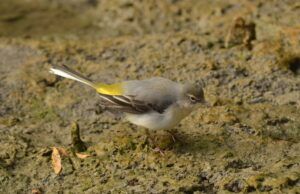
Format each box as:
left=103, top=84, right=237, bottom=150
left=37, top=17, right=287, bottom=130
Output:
left=98, top=77, right=181, bottom=114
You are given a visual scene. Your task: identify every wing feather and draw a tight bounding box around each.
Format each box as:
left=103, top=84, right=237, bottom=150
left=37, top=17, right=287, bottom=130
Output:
left=98, top=77, right=182, bottom=114
left=98, top=93, right=165, bottom=114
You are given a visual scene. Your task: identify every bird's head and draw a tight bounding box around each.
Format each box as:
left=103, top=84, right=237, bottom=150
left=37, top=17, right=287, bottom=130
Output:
left=179, top=83, right=208, bottom=109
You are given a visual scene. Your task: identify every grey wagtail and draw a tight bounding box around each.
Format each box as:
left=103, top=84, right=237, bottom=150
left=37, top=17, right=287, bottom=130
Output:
left=50, top=65, right=207, bottom=131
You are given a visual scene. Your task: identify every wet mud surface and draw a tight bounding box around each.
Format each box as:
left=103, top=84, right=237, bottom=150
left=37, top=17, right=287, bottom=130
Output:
left=0, top=0, right=300, bottom=193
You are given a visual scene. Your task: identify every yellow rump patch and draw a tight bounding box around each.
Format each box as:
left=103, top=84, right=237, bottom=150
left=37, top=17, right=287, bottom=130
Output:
left=95, top=82, right=124, bottom=95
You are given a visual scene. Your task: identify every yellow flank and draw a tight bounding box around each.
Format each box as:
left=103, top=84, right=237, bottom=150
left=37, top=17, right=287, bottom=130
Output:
left=95, top=82, right=124, bottom=95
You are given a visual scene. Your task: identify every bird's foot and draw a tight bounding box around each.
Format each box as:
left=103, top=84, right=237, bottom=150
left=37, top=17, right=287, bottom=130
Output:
left=143, top=129, right=179, bottom=155
left=152, top=147, right=165, bottom=156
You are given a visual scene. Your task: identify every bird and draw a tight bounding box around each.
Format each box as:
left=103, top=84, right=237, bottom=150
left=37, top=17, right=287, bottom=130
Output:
left=49, top=65, right=207, bottom=137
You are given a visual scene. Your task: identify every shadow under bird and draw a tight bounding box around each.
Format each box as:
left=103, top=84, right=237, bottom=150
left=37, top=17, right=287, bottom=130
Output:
left=49, top=65, right=207, bottom=132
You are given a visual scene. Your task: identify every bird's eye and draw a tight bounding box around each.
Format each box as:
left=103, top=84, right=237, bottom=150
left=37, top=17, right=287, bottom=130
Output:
left=189, top=96, right=197, bottom=103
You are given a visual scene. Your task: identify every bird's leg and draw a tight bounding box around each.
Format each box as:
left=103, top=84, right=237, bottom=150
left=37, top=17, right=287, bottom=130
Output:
left=168, top=131, right=176, bottom=143
left=143, top=128, right=156, bottom=147
left=143, top=128, right=152, bottom=143
left=143, top=129, right=167, bottom=156
left=166, top=129, right=182, bottom=143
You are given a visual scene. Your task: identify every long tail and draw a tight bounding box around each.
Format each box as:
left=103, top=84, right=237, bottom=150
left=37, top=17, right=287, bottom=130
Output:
left=49, top=65, right=96, bottom=89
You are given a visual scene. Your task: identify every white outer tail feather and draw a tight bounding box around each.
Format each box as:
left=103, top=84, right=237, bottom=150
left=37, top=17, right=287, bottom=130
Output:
left=49, top=66, right=96, bottom=88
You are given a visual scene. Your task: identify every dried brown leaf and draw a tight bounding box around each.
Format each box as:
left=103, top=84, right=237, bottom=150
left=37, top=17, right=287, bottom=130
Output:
left=51, top=147, right=62, bottom=174
left=75, top=153, right=90, bottom=159
left=57, top=147, right=68, bottom=156
left=32, top=188, right=42, bottom=194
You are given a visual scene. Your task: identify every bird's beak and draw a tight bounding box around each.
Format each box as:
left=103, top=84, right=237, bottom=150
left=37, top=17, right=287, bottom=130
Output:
left=201, top=100, right=210, bottom=107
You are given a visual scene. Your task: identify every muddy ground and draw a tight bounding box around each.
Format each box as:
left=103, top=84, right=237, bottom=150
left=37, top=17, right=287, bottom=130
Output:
left=0, top=0, right=300, bottom=193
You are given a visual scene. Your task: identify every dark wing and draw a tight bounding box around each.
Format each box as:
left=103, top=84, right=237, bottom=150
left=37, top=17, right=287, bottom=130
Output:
left=98, top=93, right=170, bottom=114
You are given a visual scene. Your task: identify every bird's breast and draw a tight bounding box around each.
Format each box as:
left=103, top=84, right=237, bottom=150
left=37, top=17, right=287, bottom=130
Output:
left=125, top=104, right=193, bottom=130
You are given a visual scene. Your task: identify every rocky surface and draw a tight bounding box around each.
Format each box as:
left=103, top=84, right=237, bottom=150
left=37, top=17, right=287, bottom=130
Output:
left=0, top=0, right=299, bottom=193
